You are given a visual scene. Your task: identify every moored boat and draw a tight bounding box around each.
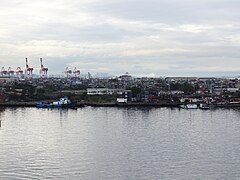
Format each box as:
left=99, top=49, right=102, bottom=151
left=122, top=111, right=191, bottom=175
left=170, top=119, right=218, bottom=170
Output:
left=199, top=103, right=210, bottom=110
left=180, top=104, right=198, bottom=109
left=36, top=103, right=52, bottom=108
left=36, top=97, right=76, bottom=108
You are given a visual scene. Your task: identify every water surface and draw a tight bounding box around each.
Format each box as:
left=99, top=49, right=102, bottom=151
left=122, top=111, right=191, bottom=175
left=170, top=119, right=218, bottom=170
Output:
left=0, top=107, right=240, bottom=179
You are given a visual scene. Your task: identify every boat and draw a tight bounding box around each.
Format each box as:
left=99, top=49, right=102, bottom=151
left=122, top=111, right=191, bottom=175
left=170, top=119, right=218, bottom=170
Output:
left=199, top=103, right=210, bottom=110
left=36, top=103, right=52, bottom=108
left=180, top=104, right=198, bottom=109
left=36, top=97, right=76, bottom=108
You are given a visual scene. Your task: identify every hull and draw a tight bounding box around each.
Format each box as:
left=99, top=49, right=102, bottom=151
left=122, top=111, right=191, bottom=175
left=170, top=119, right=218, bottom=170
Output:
left=36, top=104, right=52, bottom=108
left=199, top=103, right=210, bottom=110
left=36, top=100, right=77, bottom=109
left=53, top=102, right=76, bottom=108
left=180, top=104, right=198, bottom=109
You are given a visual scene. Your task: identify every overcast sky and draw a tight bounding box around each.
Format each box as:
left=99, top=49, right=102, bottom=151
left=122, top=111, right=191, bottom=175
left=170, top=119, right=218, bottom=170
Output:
left=0, top=0, right=240, bottom=77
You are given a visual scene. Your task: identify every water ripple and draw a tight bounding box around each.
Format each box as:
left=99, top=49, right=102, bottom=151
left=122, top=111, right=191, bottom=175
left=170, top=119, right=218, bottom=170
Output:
left=0, top=107, right=240, bottom=179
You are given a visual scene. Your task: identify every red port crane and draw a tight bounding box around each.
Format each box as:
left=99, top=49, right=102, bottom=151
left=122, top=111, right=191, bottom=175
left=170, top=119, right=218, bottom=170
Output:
left=73, top=67, right=80, bottom=78
left=39, top=58, right=48, bottom=76
left=16, top=67, right=24, bottom=78
left=16, top=67, right=24, bottom=74
left=65, top=67, right=72, bottom=78
left=8, top=67, right=15, bottom=76
left=1, top=67, right=8, bottom=76
left=25, top=58, right=34, bottom=75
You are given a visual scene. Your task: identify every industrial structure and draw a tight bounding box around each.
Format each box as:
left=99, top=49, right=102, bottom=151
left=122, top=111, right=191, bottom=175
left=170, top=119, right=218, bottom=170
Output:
left=0, top=58, right=82, bottom=79
left=16, top=67, right=24, bottom=75
left=25, top=58, right=34, bottom=76
left=1, top=67, right=8, bottom=76
left=8, top=67, right=15, bottom=76
left=39, top=58, right=48, bottom=77
left=73, top=67, right=81, bottom=78
left=65, top=67, right=72, bottom=78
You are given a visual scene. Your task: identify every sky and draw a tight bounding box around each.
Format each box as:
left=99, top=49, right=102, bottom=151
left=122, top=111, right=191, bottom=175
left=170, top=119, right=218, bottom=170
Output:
left=0, top=0, right=240, bottom=77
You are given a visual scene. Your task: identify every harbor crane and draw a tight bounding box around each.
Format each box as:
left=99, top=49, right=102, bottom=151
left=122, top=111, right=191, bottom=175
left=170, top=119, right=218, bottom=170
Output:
left=65, top=67, right=72, bottom=78
left=16, top=67, right=24, bottom=78
left=1, top=67, right=8, bottom=76
left=73, top=67, right=80, bottom=78
left=16, top=67, right=24, bottom=75
left=7, top=67, right=15, bottom=76
left=39, top=58, right=48, bottom=76
left=25, top=58, right=34, bottom=75
left=88, top=72, right=92, bottom=79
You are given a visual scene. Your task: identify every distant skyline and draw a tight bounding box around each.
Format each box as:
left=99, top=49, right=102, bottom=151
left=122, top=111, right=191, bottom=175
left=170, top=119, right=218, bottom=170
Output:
left=0, top=0, right=240, bottom=77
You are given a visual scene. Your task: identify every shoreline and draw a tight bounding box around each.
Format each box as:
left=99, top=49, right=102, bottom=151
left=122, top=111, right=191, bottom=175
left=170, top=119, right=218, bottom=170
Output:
left=0, top=102, right=240, bottom=108
left=0, top=102, right=181, bottom=108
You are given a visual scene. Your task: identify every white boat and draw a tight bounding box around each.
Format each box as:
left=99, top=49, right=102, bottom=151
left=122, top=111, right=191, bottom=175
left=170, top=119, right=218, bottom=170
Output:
left=52, top=97, right=72, bottom=107
left=199, top=103, right=210, bottom=110
left=180, top=104, right=198, bottom=109
left=36, top=97, right=76, bottom=108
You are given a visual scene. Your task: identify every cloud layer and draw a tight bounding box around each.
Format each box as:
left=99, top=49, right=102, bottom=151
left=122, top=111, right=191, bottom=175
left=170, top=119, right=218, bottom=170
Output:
left=0, top=0, right=240, bottom=76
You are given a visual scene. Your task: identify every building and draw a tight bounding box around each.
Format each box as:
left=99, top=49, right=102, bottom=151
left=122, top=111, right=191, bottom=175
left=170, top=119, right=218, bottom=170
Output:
left=87, top=88, right=125, bottom=95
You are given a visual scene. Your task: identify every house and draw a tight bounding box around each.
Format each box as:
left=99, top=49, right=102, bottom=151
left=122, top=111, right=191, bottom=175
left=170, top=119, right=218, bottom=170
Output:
left=87, top=88, right=125, bottom=95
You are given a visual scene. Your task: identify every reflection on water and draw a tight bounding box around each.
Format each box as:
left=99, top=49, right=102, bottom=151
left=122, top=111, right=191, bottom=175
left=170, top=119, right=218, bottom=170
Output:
left=0, top=107, right=240, bottom=179
left=0, top=108, right=4, bottom=119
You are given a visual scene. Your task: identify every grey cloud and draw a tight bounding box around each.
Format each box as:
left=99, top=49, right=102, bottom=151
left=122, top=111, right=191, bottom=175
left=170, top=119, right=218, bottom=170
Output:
left=34, top=23, right=142, bottom=43
left=85, top=0, right=240, bottom=23
left=0, top=0, right=240, bottom=77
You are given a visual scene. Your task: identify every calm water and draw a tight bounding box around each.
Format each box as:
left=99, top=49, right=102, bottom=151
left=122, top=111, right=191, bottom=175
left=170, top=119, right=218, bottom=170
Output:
left=0, top=107, right=240, bottom=179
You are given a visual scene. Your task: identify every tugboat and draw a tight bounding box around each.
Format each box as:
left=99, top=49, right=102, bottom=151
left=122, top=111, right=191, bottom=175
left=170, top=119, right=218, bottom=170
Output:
left=36, top=97, right=76, bottom=108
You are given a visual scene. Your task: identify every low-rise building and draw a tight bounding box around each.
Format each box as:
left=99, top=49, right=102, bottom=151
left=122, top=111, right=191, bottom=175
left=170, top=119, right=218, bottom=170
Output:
left=87, top=88, right=125, bottom=95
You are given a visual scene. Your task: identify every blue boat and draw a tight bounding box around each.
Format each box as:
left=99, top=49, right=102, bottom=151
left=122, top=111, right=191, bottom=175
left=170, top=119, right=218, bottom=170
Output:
left=36, top=97, right=76, bottom=108
left=36, top=103, right=52, bottom=108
